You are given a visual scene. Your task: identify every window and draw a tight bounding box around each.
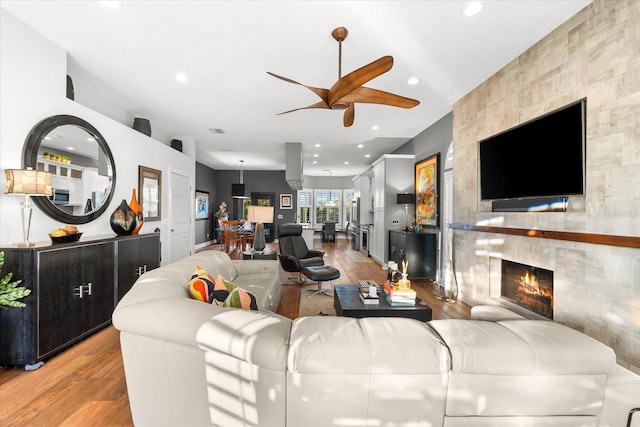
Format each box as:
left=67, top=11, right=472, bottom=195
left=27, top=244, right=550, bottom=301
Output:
left=344, top=190, right=355, bottom=223
left=297, top=190, right=312, bottom=225
left=298, top=187, right=353, bottom=228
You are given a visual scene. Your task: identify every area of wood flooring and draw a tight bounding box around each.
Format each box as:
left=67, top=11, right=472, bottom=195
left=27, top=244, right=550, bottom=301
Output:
left=0, top=234, right=470, bottom=426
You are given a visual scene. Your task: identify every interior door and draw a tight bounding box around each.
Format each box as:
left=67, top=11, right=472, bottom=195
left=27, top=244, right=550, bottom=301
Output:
left=170, top=171, right=192, bottom=263
left=251, top=192, right=275, bottom=242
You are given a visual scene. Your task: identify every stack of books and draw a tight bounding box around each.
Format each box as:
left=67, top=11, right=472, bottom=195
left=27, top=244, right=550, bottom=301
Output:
left=382, top=281, right=417, bottom=306
left=358, top=280, right=380, bottom=305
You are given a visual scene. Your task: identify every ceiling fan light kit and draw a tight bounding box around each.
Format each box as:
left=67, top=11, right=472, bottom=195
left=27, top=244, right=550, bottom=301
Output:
left=268, top=27, right=419, bottom=127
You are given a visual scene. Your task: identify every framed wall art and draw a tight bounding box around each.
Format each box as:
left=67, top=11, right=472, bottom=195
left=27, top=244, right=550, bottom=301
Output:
left=195, top=190, right=209, bottom=220
left=138, top=165, right=161, bottom=221
left=280, top=194, right=293, bottom=209
left=415, top=153, right=440, bottom=228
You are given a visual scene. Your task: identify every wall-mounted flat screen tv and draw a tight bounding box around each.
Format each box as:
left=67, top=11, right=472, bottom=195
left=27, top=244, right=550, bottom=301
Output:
left=479, top=99, right=586, bottom=201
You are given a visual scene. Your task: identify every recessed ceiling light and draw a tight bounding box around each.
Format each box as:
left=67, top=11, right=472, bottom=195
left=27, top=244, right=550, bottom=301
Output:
left=357, top=144, right=363, bottom=148
left=365, top=154, right=370, bottom=158
left=407, top=77, right=420, bottom=85
left=87, top=137, right=95, bottom=142
left=175, top=72, right=188, bottom=82
left=101, top=1, right=122, bottom=8
left=67, top=146, right=75, bottom=151
left=314, top=143, right=321, bottom=147
left=463, top=1, right=483, bottom=17
left=313, top=161, right=318, bottom=164
left=313, top=154, right=319, bottom=157
left=344, top=161, right=349, bottom=165
left=371, top=125, right=379, bottom=131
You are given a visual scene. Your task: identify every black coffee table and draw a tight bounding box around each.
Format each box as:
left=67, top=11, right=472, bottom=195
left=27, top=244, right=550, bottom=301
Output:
left=333, top=284, right=432, bottom=322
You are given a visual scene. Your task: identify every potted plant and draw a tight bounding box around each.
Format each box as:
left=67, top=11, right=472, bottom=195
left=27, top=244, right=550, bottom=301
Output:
left=0, top=251, right=31, bottom=309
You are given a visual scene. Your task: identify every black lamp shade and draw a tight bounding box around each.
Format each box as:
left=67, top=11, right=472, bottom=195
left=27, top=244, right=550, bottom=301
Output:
left=232, top=183, right=250, bottom=199
left=397, top=193, right=415, bottom=204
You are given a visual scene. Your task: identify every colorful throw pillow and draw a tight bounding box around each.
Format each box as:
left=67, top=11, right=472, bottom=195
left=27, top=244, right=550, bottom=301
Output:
left=215, top=275, right=258, bottom=311
left=188, top=265, right=216, bottom=303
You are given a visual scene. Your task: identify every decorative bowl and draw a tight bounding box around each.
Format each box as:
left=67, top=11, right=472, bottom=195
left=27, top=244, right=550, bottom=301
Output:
left=50, top=232, right=83, bottom=244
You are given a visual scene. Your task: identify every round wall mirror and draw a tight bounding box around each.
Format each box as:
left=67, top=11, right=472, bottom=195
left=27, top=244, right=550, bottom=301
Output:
left=22, top=115, right=117, bottom=224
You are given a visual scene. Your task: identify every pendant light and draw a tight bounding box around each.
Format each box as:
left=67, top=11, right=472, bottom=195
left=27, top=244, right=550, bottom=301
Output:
left=326, top=171, right=336, bottom=207
left=232, top=160, right=250, bottom=199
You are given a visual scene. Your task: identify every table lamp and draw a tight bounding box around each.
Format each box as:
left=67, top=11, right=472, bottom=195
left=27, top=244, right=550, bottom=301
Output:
left=4, top=168, right=53, bottom=246
left=247, top=205, right=274, bottom=253
left=396, top=192, right=415, bottom=232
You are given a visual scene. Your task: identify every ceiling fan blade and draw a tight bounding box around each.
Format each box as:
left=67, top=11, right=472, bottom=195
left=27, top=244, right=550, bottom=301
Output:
left=337, top=86, right=420, bottom=109
left=327, top=56, right=393, bottom=106
left=267, top=72, right=329, bottom=104
left=343, top=103, right=355, bottom=127
left=276, top=101, right=331, bottom=115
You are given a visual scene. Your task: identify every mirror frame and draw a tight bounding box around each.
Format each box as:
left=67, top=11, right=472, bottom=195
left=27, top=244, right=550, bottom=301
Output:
left=22, top=114, right=117, bottom=225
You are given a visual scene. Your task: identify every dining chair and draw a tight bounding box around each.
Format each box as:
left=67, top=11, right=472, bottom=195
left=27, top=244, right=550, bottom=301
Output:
left=223, top=220, right=242, bottom=252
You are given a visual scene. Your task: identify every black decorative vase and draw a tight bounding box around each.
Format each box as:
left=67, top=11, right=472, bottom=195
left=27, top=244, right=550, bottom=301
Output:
left=110, top=199, right=137, bottom=235
left=132, top=118, right=151, bottom=137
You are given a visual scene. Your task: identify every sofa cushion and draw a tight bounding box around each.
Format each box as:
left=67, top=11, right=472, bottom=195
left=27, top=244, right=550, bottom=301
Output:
left=286, top=316, right=450, bottom=427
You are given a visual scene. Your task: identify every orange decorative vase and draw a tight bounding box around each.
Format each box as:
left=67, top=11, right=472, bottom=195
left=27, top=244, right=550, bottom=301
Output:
left=130, top=188, right=144, bottom=234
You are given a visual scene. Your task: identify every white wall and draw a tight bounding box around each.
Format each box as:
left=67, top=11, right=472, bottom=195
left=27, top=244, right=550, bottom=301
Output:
left=0, top=10, right=196, bottom=264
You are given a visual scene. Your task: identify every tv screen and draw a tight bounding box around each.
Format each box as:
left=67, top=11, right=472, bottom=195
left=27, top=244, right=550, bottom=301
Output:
left=479, top=99, right=586, bottom=201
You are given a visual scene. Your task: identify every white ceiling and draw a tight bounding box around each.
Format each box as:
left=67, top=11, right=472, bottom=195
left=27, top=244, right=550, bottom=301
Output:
left=1, top=0, right=591, bottom=177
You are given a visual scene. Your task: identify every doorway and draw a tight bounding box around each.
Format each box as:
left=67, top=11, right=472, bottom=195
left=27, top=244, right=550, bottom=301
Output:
left=251, top=192, right=275, bottom=243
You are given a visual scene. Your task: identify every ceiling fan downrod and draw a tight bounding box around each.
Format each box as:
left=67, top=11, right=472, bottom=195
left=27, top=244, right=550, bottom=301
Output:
left=331, top=27, right=348, bottom=79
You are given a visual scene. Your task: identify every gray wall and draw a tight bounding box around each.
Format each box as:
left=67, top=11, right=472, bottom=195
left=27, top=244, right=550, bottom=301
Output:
left=195, top=162, right=217, bottom=245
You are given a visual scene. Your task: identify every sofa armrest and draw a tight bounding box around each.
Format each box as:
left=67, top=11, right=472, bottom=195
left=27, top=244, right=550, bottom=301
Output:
left=113, top=297, right=226, bottom=347
left=471, top=304, right=527, bottom=321
left=197, top=309, right=292, bottom=371
left=600, top=365, right=640, bottom=427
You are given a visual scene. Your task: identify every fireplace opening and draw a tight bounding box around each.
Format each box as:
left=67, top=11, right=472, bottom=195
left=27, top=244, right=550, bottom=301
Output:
left=500, top=259, right=554, bottom=320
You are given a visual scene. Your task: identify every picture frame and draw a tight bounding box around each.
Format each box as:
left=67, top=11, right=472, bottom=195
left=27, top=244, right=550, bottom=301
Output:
left=415, top=153, right=440, bottom=228
left=280, top=193, right=293, bottom=209
left=138, top=166, right=161, bottom=221
left=195, top=190, right=209, bottom=220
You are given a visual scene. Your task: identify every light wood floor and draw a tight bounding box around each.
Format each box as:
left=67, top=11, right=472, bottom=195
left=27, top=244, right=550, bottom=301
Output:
left=0, top=234, right=470, bottom=426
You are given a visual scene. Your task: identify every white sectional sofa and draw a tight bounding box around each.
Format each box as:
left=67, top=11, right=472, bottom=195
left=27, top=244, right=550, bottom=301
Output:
left=113, top=250, right=639, bottom=427
left=112, top=250, right=281, bottom=427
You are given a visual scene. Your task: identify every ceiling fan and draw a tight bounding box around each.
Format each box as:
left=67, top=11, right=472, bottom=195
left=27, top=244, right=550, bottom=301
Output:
left=267, top=27, right=420, bottom=127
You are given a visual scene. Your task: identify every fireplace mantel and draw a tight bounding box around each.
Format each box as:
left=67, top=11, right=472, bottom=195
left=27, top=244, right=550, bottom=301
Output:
left=449, top=223, right=640, bottom=249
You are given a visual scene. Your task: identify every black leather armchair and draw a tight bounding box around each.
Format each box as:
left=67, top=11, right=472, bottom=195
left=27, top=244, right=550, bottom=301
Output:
left=277, top=223, right=325, bottom=281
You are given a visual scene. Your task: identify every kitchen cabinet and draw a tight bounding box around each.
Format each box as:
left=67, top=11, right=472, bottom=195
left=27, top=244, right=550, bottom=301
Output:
left=0, top=233, right=160, bottom=367
left=389, top=231, right=438, bottom=280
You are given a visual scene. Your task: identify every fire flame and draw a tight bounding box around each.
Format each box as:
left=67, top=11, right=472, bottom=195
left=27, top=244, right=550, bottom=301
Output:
left=516, top=270, right=553, bottom=308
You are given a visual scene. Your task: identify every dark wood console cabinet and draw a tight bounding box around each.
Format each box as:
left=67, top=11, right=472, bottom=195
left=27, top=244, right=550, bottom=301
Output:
left=0, top=233, right=160, bottom=367
left=389, top=231, right=438, bottom=280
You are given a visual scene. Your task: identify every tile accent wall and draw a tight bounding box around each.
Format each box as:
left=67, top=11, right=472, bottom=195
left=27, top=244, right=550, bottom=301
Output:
left=451, top=0, right=640, bottom=372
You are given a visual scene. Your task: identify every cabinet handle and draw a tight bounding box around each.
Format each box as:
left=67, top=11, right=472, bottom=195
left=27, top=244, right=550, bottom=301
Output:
left=142, top=264, right=148, bottom=274
left=74, top=283, right=92, bottom=298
